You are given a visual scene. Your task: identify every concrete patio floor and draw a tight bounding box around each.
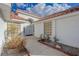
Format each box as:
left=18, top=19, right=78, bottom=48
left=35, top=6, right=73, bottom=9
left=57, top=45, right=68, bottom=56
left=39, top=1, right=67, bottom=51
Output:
left=24, top=36, right=68, bottom=56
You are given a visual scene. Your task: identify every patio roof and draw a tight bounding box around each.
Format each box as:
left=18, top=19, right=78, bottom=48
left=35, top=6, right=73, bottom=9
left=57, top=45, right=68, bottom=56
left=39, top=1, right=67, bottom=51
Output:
left=35, top=7, right=79, bottom=22
left=12, top=7, right=79, bottom=22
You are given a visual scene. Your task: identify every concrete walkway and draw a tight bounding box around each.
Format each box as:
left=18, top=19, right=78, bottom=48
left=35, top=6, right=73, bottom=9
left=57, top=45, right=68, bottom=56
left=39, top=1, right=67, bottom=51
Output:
left=24, top=36, right=67, bottom=56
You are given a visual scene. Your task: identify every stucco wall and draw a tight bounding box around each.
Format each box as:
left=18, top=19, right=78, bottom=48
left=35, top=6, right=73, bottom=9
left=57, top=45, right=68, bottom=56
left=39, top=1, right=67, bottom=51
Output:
left=0, top=18, right=7, bottom=55
left=34, top=21, right=44, bottom=38
left=55, top=14, right=79, bottom=48
left=34, top=11, right=79, bottom=48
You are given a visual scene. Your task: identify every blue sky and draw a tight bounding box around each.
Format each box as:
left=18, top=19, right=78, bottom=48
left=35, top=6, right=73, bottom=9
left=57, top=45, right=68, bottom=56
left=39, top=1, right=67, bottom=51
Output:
left=11, top=3, right=79, bottom=16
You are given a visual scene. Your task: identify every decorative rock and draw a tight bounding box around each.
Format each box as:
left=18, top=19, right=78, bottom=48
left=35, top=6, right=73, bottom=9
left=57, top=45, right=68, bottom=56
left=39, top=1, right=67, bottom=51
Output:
left=56, top=45, right=61, bottom=49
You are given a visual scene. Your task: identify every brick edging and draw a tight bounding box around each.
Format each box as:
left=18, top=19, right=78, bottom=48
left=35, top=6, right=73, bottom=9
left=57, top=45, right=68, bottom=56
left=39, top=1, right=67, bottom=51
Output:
left=38, top=40, right=75, bottom=56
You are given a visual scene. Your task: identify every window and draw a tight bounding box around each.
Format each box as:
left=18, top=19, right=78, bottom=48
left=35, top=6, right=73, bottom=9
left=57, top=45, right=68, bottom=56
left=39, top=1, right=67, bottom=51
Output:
left=44, top=21, right=52, bottom=35
left=7, top=23, right=21, bottom=40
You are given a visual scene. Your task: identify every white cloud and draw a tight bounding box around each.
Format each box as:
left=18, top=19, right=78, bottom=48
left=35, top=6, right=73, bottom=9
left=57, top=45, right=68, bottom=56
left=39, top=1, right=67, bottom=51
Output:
left=44, top=5, right=53, bottom=14
left=33, top=3, right=45, bottom=12
left=17, top=3, right=26, bottom=8
left=12, top=3, right=71, bottom=16
left=62, top=3, right=71, bottom=9
left=31, top=3, right=71, bottom=16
